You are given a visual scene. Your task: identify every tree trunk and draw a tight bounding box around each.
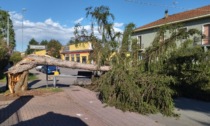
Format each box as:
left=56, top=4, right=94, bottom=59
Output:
left=7, top=54, right=110, bottom=74
left=6, top=54, right=111, bottom=94
left=15, top=71, right=28, bottom=92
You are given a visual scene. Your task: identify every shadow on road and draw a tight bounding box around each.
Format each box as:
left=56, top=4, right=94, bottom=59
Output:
left=13, top=112, right=88, bottom=126
left=189, top=116, right=210, bottom=126
left=0, top=95, right=34, bottom=124
left=28, top=80, right=41, bottom=88
left=174, top=97, right=210, bottom=126
left=175, top=97, right=210, bottom=113
left=0, top=85, right=6, bottom=92
left=34, top=83, right=70, bottom=89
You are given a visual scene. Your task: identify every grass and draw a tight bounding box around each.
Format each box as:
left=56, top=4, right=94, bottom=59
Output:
left=28, top=73, right=38, bottom=81
left=0, top=76, right=6, bottom=83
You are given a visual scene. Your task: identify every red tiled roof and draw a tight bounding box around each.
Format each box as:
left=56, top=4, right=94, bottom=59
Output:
left=135, top=5, right=210, bottom=32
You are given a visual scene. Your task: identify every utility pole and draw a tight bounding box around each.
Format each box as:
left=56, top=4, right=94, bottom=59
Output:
left=22, top=8, right=26, bottom=52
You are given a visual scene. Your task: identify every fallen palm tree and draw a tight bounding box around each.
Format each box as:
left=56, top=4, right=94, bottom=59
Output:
left=6, top=54, right=110, bottom=94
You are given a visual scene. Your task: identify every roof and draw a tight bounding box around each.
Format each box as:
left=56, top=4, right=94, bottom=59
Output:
left=135, top=5, right=210, bottom=32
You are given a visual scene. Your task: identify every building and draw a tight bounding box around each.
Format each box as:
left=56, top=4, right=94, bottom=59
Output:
left=133, top=5, right=210, bottom=54
left=60, top=42, right=93, bottom=64
left=34, top=50, right=46, bottom=55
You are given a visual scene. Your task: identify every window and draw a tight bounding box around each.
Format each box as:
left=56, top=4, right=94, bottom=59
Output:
left=76, top=54, right=80, bottom=63
left=65, top=56, right=69, bottom=61
left=71, top=54, right=74, bottom=61
left=82, top=56, right=87, bottom=63
left=203, top=24, right=210, bottom=45
left=137, top=36, right=144, bottom=49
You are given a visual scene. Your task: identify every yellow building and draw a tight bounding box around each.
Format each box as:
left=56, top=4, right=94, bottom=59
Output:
left=60, top=42, right=93, bottom=64
left=34, top=50, right=46, bottom=55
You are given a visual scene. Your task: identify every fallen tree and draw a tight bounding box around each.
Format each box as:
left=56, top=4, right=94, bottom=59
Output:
left=6, top=54, right=110, bottom=94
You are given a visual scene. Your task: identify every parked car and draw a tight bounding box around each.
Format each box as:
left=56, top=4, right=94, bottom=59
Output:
left=35, top=65, right=43, bottom=71
left=41, top=65, right=60, bottom=75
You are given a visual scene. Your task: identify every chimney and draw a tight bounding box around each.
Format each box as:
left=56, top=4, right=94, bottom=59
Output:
left=165, top=10, right=168, bottom=18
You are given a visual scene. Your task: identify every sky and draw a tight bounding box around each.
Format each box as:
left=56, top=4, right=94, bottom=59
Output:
left=0, top=0, right=210, bottom=52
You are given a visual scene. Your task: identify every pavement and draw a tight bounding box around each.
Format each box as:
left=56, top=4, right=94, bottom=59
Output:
left=0, top=68, right=210, bottom=126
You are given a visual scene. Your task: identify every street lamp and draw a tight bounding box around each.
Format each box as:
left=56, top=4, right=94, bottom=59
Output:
left=22, top=8, right=26, bottom=52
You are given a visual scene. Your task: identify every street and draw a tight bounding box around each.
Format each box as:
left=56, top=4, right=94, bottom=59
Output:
left=29, top=67, right=92, bottom=89
left=0, top=68, right=210, bottom=126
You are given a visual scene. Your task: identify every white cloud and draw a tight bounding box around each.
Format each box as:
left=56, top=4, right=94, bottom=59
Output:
left=10, top=12, right=75, bottom=52
left=9, top=11, right=23, bottom=20
left=114, top=22, right=124, bottom=28
left=9, top=12, right=124, bottom=52
left=74, top=17, right=84, bottom=24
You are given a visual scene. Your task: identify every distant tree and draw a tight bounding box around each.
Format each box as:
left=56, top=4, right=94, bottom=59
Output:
left=0, top=10, right=16, bottom=49
left=40, top=40, right=48, bottom=46
left=47, top=39, right=62, bottom=58
left=25, top=38, right=39, bottom=54
left=0, top=38, right=10, bottom=72
left=0, top=10, right=15, bottom=74
left=67, top=37, right=76, bottom=45
left=10, top=51, right=22, bottom=64
left=86, top=5, right=115, bottom=43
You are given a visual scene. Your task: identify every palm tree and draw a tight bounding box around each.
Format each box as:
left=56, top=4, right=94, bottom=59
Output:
left=86, top=5, right=115, bottom=43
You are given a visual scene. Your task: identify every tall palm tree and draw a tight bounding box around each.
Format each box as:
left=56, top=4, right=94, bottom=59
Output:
left=86, top=5, right=115, bottom=43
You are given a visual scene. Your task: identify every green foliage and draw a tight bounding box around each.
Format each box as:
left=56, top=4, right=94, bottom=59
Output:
left=86, top=5, right=115, bottom=43
left=40, top=40, right=48, bottom=46
left=0, top=39, right=9, bottom=74
left=28, top=73, right=38, bottom=81
left=47, top=39, right=62, bottom=58
left=25, top=38, right=39, bottom=54
left=0, top=10, right=15, bottom=74
left=0, top=10, right=16, bottom=49
left=143, top=24, right=210, bottom=101
left=84, top=6, right=120, bottom=66
left=162, top=40, right=210, bottom=100
left=97, top=63, right=175, bottom=116
left=121, top=23, right=135, bottom=53
left=10, top=51, right=22, bottom=64
left=0, top=39, right=9, bottom=60
left=92, top=22, right=177, bottom=116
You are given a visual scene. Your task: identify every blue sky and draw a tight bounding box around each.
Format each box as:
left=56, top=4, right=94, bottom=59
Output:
left=0, top=0, right=210, bottom=52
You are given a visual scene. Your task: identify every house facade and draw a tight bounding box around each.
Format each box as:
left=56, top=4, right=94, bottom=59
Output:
left=132, top=5, right=210, bottom=54
left=34, top=50, right=46, bottom=55
left=60, top=42, right=93, bottom=64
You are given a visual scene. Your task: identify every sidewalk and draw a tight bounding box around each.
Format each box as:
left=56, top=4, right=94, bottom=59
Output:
left=0, top=86, right=162, bottom=126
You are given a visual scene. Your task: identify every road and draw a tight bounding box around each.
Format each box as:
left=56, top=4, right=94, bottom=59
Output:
left=0, top=68, right=210, bottom=126
left=0, top=68, right=162, bottom=126
left=29, top=67, right=92, bottom=89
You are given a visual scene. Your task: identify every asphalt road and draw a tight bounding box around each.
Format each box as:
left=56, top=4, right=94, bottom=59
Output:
left=28, top=67, right=92, bottom=89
